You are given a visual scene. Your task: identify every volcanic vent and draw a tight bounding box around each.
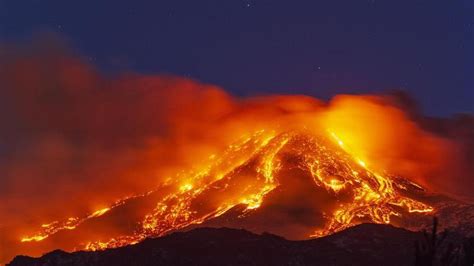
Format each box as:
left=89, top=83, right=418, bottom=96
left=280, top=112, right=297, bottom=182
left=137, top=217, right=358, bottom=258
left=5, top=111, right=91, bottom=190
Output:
left=20, top=129, right=434, bottom=251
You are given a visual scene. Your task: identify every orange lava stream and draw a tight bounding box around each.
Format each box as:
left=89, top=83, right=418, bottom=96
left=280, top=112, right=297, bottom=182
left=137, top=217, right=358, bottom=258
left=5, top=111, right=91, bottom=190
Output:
left=20, top=193, right=152, bottom=243
left=308, top=131, right=434, bottom=236
left=20, top=129, right=434, bottom=250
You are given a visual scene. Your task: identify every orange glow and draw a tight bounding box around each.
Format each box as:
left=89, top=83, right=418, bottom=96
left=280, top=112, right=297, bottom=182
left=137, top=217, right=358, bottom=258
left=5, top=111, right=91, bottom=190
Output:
left=89, top=207, right=110, bottom=218
left=20, top=129, right=433, bottom=250
left=6, top=46, right=468, bottom=264
left=21, top=202, right=131, bottom=243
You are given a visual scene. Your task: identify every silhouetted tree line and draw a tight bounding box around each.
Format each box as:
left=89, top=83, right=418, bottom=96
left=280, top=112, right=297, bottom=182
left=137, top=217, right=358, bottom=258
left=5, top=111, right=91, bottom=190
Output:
left=415, top=217, right=474, bottom=266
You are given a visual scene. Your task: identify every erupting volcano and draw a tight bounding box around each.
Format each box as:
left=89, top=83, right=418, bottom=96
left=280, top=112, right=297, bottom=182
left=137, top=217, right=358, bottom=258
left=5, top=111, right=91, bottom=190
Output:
left=3, top=1, right=474, bottom=264
left=19, top=128, right=434, bottom=252
left=1, top=45, right=473, bottom=265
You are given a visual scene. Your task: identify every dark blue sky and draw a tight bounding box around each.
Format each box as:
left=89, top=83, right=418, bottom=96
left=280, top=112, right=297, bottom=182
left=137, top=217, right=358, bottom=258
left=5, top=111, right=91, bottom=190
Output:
left=1, top=0, right=473, bottom=116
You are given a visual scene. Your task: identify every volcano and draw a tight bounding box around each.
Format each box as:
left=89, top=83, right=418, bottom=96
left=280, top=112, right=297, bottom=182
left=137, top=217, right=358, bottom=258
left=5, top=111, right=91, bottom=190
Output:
left=12, top=128, right=474, bottom=263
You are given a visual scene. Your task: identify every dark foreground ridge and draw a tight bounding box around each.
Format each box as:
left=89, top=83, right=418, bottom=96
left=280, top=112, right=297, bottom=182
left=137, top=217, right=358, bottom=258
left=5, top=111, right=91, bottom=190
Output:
left=9, top=223, right=432, bottom=266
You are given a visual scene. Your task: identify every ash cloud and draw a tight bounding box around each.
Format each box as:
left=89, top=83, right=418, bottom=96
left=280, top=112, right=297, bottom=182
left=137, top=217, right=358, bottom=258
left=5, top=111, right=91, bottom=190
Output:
left=374, top=90, right=474, bottom=199
left=0, top=37, right=236, bottom=227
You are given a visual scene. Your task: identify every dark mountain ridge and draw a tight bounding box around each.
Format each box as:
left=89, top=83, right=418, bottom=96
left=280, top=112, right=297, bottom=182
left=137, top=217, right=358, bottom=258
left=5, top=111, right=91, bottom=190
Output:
left=8, top=224, right=430, bottom=266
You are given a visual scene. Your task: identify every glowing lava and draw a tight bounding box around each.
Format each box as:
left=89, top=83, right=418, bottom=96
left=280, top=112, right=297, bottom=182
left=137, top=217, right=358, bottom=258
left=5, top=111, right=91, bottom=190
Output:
left=20, top=129, right=433, bottom=251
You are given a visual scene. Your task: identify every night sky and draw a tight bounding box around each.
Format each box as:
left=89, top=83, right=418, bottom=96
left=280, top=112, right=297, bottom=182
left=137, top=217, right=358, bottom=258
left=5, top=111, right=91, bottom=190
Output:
left=1, top=0, right=473, bottom=116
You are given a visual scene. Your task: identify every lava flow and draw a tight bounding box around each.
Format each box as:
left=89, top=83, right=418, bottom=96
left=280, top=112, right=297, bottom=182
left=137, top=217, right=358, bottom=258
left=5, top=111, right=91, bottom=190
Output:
left=20, top=129, right=434, bottom=251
